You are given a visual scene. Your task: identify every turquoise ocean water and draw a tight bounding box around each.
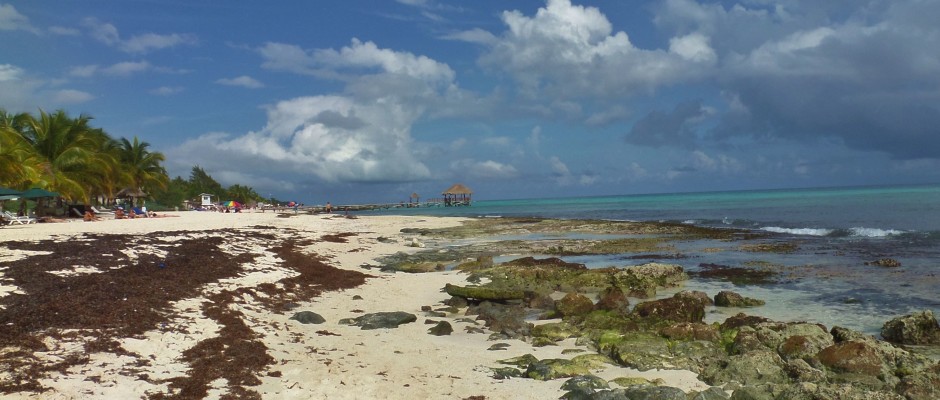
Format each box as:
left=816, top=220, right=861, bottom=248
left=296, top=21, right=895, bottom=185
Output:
left=372, top=184, right=940, bottom=335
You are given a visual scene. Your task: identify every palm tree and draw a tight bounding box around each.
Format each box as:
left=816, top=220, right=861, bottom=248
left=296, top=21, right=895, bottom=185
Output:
left=226, top=184, right=261, bottom=205
left=84, top=129, right=126, bottom=205
left=18, top=109, right=105, bottom=202
left=117, top=136, right=168, bottom=199
left=0, top=110, right=43, bottom=188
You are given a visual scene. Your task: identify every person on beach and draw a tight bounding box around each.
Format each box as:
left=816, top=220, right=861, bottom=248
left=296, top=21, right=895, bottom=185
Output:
left=325, top=202, right=332, bottom=213
left=115, top=208, right=126, bottom=219
left=83, top=210, right=99, bottom=222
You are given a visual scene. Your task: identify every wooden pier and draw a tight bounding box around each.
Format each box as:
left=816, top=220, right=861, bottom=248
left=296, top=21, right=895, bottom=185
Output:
left=258, top=201, right=446, bottom=214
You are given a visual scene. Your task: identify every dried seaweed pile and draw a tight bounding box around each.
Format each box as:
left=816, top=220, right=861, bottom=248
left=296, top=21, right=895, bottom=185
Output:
left=0, top=227, right=371, bottom=397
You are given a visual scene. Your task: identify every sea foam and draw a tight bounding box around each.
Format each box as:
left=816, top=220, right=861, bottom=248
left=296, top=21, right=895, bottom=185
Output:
left=761, top=227, right=834, bottom=236
left=848, top=227, right=904, bottom=237
left=760, top=226, right=904, bottom=237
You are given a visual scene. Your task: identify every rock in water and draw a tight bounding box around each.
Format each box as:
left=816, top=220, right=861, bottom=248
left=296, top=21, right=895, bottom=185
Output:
left=714, top=290, right=765, bottom=307
left=289, top=311, right=326, bottom=324
left=881, top=309, right=940, bottom=345
left=865, top=258, right=901, bottom=268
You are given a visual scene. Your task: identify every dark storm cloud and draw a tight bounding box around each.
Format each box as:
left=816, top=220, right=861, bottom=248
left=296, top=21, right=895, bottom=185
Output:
left=626, top=101, right=706, bottom=147
left=715, top=18, right=940, bottom=158
left=653, top=0, right=940, bottom=160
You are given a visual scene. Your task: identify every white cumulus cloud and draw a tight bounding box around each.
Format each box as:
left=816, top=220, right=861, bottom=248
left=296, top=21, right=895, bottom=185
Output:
left=450, top=159, right=519, bottom=179
left=0, top=4, right=38, bottom=33
left=261, top=39, right=455, bottom=85
left=0, top=64, right=23, bottom=81
left=215, top=75, right=264, bottom=89
left=477, top=0, right=707, bottom=101
left=150, top=86, right=184, bottom=96
left=53, top=89, right=94, bottom=104
left=82, top=17, right=196, bottom=53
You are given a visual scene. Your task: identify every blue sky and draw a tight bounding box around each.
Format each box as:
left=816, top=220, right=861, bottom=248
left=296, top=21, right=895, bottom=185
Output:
left=2, top=1, right=939, bottom=203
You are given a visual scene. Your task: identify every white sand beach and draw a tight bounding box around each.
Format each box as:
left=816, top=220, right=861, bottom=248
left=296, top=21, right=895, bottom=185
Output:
left=0, top=211, right=708, bottom=399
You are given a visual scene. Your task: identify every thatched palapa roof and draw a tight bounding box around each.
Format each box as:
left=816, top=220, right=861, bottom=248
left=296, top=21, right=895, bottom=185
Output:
left=442, top=184, right=472, bottom=195
left=116, top=187, right=147, bottom=198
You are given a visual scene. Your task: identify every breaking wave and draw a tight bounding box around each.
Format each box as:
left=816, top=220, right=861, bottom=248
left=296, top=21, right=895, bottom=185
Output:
left=760, top=226, right=905, bottom=238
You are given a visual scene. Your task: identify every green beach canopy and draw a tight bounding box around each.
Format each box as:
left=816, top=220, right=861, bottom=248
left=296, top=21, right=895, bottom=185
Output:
left=19, top=187, right=59, bottom=199
left=0, top=187, right=22, bottom=202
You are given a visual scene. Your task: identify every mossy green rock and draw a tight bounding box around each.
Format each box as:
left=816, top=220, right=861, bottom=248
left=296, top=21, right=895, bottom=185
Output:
left=595, top=332, right=673, bottom=371
left=561, top=374, right=610, bottom=391
left=610, top=377, right=656, bottom=387
left=690, top=386, right=731, bottom=400
left=531, top=321, right=580, bottom=342
left=531, top=336, right=558, bottom=347
left=498, top=353, right=539, bottom=367
left=595, top=286, right=631, bottom=314
left=591, top=386, right=688, bottom=400
left=715, top=291, right=766, bottom=307
left=701, top=350, right=788, bottom=386
left=338, top=311, right=417, bottom=330
left=570, top=353, right=617, bottom=369
left=817, top=341, right=885, bottom=376
left=525, top=358, right=592, bottom=380
left=490, top=366, right=524, bottom=379
left=778, top=334, right=830, bottom=362
left=670, top=340, right=727, bottom=373
left=581, top=310, right=640, bottom=331
left=632, top=294, right=706, bottom=324
left=444, top=283, right=525, bottom=301
left=455, top=255, right=494, bottom=271
left=557, top=292, right=595, bottom=317
left=525, top=354, right=613, bottom=381
left=660, top=322, right=720, bottom=342
left=881, top=310, right=940, bottom=345
left=462, top=260, right=687, bottom=300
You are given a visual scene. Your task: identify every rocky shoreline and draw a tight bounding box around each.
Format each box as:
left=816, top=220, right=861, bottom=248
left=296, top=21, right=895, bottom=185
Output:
left=384, top=217, right=940, bottom=399
left=1, top=213, right=937, bottom=399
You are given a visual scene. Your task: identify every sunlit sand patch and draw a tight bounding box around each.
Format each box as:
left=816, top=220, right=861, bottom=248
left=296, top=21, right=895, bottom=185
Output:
left=120, top=298, right=221, bottom=379
left=38, top=297, right=226, bottom=398
left=0, top=271, right=24, bottom=307
left=46, top=265, right=104, bottom=277
left=0, top=249, right=52, bottom=263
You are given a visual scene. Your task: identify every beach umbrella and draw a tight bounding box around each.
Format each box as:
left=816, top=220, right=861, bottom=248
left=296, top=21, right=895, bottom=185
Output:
left=19, top=187, right=59, bottom=199
left=0, top=187, right=21, bottom=202
left=0, top=187, right=21, bottom=213
left=221, top=200, right=240, bottom=208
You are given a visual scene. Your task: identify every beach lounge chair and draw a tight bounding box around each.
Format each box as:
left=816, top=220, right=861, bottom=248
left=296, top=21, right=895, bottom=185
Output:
left=90, top=206, right=114, bottom=216
left=3, top=211, right=37, bottom=225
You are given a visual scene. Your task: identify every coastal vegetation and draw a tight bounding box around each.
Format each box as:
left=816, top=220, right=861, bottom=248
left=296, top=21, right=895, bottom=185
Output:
left=0, top=108, right=270, bottom=211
